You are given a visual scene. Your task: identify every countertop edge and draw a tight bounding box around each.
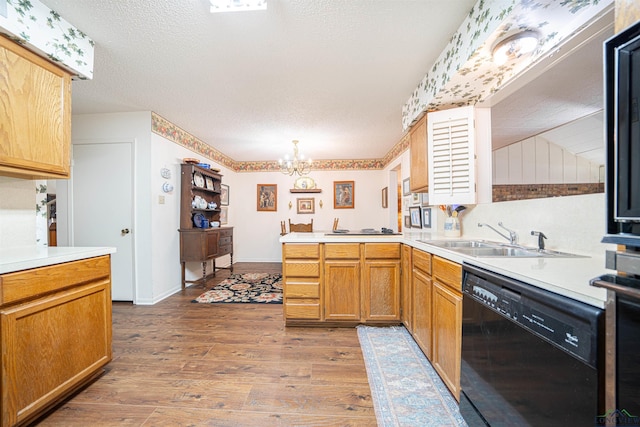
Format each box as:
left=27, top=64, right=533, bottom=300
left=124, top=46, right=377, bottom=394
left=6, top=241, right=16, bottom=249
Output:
left=280, top=232, right=611, bottom=308
left=0, top=246, right=117, bottom=275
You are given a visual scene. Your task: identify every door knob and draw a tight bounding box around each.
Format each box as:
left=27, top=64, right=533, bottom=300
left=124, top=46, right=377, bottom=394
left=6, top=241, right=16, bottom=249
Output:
left=121, top=228, right=130, bottom=235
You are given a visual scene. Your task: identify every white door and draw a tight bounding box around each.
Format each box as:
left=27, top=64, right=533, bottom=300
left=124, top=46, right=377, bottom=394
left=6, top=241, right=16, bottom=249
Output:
left=72, top=142, right=134, bottom=301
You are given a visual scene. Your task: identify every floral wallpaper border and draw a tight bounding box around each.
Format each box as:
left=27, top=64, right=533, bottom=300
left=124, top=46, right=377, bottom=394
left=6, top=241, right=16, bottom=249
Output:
left=152, top=112, right=407, bottom=172
left=0, top=0, right=94, bottom=79
left=402, top=0, right=613, bottom=130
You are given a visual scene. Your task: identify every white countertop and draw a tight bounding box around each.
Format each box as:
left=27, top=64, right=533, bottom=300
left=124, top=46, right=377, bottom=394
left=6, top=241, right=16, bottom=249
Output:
left=0, top=246, right=116, bottom=275
left=280, top=231, right=612, bottom=308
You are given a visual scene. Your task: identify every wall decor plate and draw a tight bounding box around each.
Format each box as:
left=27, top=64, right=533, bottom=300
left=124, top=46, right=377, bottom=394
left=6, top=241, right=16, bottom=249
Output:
left=294, top=176, right=316, bottom=189
left=193, top=172, right=205, bottom=187
left=160, top=167, right=171, bottom=179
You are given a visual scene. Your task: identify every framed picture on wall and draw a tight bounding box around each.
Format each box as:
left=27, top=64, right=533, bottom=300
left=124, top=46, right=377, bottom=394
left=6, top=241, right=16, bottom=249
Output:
left=422, top=207, right=432, bottom=228
left=404, top=215, right=411, bottom=228
left=220, top=206, right=228, bottom=224
left=297, top=197, right=315, bottom=214
left=402, top=178, right=410, bottom=196
left=334, top=181, right=354, bottom=209
left=257, top=184, right=277, bottom=211
left=411, top=193, right=420, bottom=205
left=220, top=184, right=229, bottom=206
left=409, top=206, right=422, bottom=228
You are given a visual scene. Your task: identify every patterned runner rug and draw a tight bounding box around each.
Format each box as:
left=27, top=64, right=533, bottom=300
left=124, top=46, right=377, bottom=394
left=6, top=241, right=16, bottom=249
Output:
left=192, top=273, right=282, bottom=304
left=357, top=325, right=467, bottom=427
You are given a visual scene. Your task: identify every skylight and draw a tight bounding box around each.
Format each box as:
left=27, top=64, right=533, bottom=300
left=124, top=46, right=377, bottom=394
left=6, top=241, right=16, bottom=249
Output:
left=210, top=0, right=267, bottom=13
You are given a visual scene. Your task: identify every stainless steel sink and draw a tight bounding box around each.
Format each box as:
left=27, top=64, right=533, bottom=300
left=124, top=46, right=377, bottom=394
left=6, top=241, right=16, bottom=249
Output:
left=418, top=239, right=587, bottom=258
left=419, top=239, right=499, bottom=249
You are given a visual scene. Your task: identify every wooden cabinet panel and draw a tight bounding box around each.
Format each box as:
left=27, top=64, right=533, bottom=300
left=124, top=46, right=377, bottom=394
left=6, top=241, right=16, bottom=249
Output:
left=325, top=243, right=360, bottom=259
left=432, top=256, right=462, bottom=292
left=283, top=244, right=320, bottom=259
left=409, top=115, right=428, bottom=193
left=413, top=248, right=432, bottom=276
left=364, top=243, right=401, bottom=259
left=363, top=260, right=400, bottom=321
left=432, top=281, right=462, bottom=401
left=0, top=36, right=72, bottom=179
left=412, top=268, right=433, bottom=360
left=401, top=245, right=413, bottom=331
left=0, top=257, right=112, bottom=426
left=324, top=261, right=360, bottom=321
left=285, top=261, right=320, bottom=277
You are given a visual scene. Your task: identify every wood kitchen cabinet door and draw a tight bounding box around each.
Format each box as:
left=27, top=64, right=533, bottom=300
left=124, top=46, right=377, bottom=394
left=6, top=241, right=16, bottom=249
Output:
left=432, top=281, right=462, bottom=401
left=409, top=115, right=428, bottom=193
left=324, top=261, right=361, bottom=321
left=362, top=259, right=400, bottom=322
left=0, top=36, right=72, bottom=179
left=412, top=267, right=433, bottom=360
left=401, top=245, right=413, bottom=331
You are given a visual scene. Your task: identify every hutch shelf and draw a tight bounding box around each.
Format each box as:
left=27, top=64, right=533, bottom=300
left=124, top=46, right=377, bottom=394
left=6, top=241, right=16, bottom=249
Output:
left=178, top=163, right=233, bottom=288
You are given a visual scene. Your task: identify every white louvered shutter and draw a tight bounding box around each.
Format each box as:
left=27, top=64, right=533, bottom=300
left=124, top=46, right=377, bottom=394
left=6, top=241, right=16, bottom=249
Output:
left=427, top=106, right=477, bottom=205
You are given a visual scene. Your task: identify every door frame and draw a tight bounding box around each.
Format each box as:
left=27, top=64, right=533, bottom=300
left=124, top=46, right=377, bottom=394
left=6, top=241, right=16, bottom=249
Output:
left=65, top=138, right=138, bottom=303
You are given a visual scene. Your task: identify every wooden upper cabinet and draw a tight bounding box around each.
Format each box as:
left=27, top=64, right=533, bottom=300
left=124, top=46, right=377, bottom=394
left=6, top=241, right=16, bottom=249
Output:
left=0, top=37, right=72, bottom=179
left=409, top=114, right=428, bottom=193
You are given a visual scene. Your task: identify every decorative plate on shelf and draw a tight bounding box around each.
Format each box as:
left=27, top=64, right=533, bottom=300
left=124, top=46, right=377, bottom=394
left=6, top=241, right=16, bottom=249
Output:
left=193, top=212, right=206, bottom=228
left=193, top=172, right=205, bottom=188
left=294, top=176, right=316, bottom=190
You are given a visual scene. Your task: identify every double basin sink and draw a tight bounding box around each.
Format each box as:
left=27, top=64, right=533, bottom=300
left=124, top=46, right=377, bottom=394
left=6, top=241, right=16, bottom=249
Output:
left=418, top=239, right=586, bottom=258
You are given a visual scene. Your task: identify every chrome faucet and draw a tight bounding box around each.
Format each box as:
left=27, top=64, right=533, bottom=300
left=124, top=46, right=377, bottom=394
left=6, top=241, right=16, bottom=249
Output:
left=531, top=230, right=547, bottom=251
left=478, top=222, right=518, bottom=245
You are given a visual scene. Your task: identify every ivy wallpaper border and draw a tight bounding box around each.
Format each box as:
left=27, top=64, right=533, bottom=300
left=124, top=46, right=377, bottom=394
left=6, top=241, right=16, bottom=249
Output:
left=402, top=0, right=612, bottom=130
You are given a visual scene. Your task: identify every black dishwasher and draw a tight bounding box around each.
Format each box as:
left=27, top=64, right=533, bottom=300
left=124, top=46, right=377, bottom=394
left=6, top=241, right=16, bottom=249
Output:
left=461, top=264, right=604, bottom=427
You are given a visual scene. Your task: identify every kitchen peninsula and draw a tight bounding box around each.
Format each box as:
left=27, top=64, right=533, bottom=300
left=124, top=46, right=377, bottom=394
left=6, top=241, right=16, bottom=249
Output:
left=281, top=230, right=610, bottom=400
left=0, top=246, right=115, bottom=427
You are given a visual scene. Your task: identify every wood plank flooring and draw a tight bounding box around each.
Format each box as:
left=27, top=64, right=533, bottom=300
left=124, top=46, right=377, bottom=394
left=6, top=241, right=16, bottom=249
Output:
left=36, top=263, right=377, bottom=426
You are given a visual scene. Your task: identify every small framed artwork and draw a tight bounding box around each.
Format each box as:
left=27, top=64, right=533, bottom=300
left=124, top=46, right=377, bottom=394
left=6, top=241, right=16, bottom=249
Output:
left=402, top=178, right=411, bottom=196
left=382, top=187, right=388, bottom=208
left=334, top=181, right=354, bottom=209
left=421, top=193, right=429, bottom=207
left=220, top=206, right=228, bottom=224
left=205, top=176, right=214, bottom=190
left=297, top=197, right=315, bottom=214
left=411, top=192, right=420, bottom=205
left=257, top=184, right=277, bottom=211
left=404, top=215, right=411, bottom=228
left=409, top=206, right=422, bottom=228
left=422, top=207, right=432, bottom=228
left=220, top=184, right=229, bottom=206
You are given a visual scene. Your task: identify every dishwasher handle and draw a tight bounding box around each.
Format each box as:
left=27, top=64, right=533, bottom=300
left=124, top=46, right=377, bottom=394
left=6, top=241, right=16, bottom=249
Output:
left=591, top=277, right=640, bottom=300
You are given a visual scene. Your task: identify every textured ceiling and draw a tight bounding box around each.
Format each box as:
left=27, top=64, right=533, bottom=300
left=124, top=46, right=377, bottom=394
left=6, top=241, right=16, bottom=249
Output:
left=42, top=0, right=477, bottom=162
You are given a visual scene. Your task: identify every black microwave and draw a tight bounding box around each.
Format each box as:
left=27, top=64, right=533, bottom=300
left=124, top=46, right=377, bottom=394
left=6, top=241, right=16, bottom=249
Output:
left=603, top=20, right=640, bottom=247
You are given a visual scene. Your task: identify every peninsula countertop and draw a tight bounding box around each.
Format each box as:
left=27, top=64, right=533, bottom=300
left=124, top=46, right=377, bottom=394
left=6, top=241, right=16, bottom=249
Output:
left=0, top=246, right=116, bottom=275
left=280, top=231, right=612, bottom=308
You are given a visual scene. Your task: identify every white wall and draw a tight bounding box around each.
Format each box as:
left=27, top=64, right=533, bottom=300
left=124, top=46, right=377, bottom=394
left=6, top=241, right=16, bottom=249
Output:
left=0, top=177, right=36, bottom=247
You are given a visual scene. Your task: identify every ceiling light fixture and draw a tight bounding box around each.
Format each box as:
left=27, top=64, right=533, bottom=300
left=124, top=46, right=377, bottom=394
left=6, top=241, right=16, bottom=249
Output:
left=209, top=0, right=267, bottom=13
left=279, top=140, right=312, bottom=176
left=492, top=31, right=540, bottom=65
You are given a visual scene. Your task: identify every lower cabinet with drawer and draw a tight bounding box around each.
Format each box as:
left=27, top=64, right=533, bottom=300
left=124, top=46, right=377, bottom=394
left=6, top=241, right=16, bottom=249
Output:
left=179, top=227, right=234, bottom=288
left=282, top=242, right=401, bottom=326
left=431, top=255, right=463, bottom=401
left=282, top=243, right=322, bottom=322
left=0, top=255, right=112, bottom=427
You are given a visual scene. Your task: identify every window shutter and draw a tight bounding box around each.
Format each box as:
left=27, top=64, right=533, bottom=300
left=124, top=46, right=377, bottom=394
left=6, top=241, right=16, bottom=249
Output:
left=427, top=106, right=476, bottom=205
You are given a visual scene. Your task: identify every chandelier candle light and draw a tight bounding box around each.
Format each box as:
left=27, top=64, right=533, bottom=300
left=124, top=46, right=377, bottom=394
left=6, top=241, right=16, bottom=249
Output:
left=279, top=140, right=312, bottom=176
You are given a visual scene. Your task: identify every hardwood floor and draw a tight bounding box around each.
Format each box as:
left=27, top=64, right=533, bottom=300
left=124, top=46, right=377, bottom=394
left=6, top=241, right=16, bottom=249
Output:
left=36, top=263, right=377, bottom=426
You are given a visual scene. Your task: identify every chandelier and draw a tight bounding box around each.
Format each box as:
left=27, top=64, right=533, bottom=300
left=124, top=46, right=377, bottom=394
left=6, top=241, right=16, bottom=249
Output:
left=278, top=140, right=312, bottom=176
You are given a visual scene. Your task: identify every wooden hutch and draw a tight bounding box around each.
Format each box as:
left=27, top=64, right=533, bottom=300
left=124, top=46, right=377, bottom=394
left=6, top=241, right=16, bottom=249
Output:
left=179, top=163, right=233, bottom=288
